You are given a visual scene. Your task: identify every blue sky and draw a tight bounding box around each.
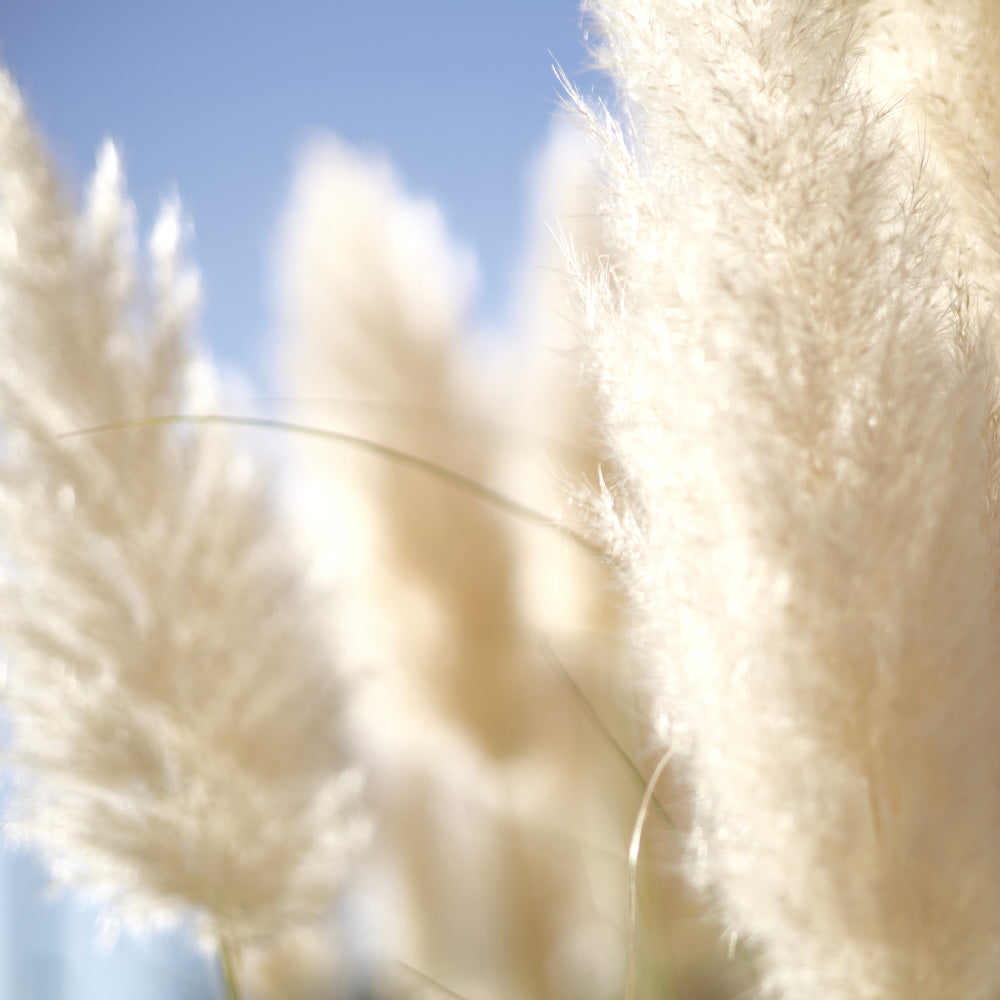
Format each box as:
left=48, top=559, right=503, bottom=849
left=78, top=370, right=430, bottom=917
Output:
left=2, top=1, right=592, bottom=385
left=0, top=3, right=592, bottom=996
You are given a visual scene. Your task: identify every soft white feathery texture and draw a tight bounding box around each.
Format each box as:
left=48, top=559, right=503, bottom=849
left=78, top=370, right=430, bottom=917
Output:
left=573, top=2, right=1000, bottom=998
left=0, top=71, right=368, bottom=949
left=861, top=0, right=1000, bottom=295
left=860, top=1, right=1000, bottom=524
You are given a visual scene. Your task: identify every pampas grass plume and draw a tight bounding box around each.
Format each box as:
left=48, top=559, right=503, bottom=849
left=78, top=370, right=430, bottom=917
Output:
left=573, top=2, right=1000, bottom=998
left=0, top=69, right=368, bottom=964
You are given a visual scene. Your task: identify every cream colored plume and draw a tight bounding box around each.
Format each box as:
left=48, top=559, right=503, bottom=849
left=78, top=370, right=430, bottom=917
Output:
left=573, top=2, right=1000, bottom=999
left=860, top=0, right=1000, bottom=300
left=859, top=0, right=1000, bottom=525
left=274, top=134, right=571, bottom=1000
left=274, top=133, right=662, bottom=1000
left=0, top=71, right=368, bottom=955
left=275, top=136, right=533, bottom=762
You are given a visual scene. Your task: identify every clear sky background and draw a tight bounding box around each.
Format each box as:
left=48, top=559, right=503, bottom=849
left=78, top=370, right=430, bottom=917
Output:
left=0, top=3, right=593, bottom=997
left=1, top=0, right=593, bottom=385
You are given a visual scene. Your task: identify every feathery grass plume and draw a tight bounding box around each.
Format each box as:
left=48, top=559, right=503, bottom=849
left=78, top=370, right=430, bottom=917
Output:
left=276, top=133, right=698, bottom=1000
left=0, top=70, right=368, bottom=969
left=274, top=137, right=536, bottom=762
left=571, top=2, right=1000, bottom=998
left=275, top=137, right=522, bottom=999
left=274, top=136, right=600, bottom=1000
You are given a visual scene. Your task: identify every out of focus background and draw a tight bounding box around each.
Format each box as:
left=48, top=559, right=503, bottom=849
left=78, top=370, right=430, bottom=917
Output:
left=0, top=5, right=587, bottom=997
left=0, top=4, right=746, bottom=999
left=1, top=1, right=588, bottom=385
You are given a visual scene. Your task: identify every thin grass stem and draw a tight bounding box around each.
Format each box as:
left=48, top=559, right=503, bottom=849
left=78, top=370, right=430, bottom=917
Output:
left=540, top=640, right=678, bottom=840
left=626, top=748, right=674, bottom=1000
left=211, top=394, right=600, bottom=465
left=396, top=959, right=471, bottom=1000
left=58, top=414, right=603, bottom=557
left=218, top=934, right=242, bottom=1000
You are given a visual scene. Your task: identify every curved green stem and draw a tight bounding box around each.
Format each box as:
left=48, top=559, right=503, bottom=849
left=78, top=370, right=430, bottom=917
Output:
left=218, top=935, right=242, bottom=1000
left=59, top=413, right=603, bottom=557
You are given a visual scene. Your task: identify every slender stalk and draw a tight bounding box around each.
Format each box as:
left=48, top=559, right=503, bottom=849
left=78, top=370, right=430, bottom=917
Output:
left=626, top=749, right=673, bottom=1000
left=219, top=394, right=600, bottom=465
left=218, top=935, right=242, bottom=1000
left=539, top=639, right=679, bottom=838
left=59, top=413, right=603, bottom=557
left=396, top=959, right=471, bottom=999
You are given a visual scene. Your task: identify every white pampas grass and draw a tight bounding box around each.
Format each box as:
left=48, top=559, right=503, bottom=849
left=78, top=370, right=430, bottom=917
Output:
left=574, top=2, right=1000, bottom=998
left=862, top=1, right=1000, bottom=273
left=274, top=131, right=699, bottom=1000
left=275, top=136, right=531, bottom=761
left=0, top=70, right=367, bottom=956
left=273, top=135, right=580, bottom=1000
